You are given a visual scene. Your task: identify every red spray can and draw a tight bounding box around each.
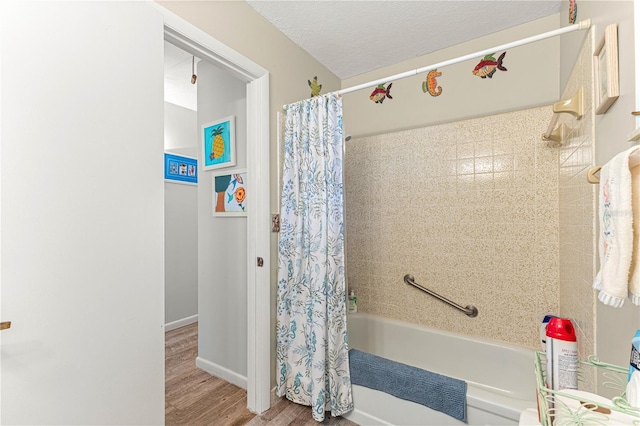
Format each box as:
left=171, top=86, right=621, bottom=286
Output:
left=545, top=317, right=578, bottom=391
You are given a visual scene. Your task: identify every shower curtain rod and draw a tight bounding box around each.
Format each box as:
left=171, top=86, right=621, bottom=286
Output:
left=283, top=19, right=591, bottom=108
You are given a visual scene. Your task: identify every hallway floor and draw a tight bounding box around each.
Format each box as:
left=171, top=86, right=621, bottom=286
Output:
left=165, top=323, right=357, bottom=425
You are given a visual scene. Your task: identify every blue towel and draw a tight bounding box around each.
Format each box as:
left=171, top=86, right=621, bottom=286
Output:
left=349, top=349, right=467, bottom=422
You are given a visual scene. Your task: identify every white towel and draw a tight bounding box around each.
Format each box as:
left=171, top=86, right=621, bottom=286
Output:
left=630, top=159, right=640, bottom=305
left=593, top=146, right=640, bottom=307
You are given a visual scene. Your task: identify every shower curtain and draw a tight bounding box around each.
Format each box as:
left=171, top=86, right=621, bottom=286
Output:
left=276, top=93, right=353, bottom=421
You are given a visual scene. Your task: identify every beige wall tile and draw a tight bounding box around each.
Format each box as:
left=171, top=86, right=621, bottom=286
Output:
left=557, top=32, right=596, bottom=388
left=344, top=35, right=596, bottom=371
left=346, top=106, right=560, bottom=349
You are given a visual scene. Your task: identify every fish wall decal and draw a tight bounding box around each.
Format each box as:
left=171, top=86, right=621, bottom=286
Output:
left=472, top=52, right=507, bottom=79
left=369, top=83, right=393, bottom=104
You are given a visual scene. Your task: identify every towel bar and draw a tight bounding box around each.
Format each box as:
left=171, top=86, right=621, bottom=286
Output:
left=588, top=150, right=640, bottom=184
left=587, top=166, right=602, bottom=184
left=404, top=274, right=478, bottom=317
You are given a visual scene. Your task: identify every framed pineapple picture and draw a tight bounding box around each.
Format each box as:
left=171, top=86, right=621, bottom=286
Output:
left=202, top=116, right=235, bottom=171
left=212, top=169, right=247, bottom=216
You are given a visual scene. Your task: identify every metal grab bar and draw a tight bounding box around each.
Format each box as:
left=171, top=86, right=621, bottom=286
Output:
left=404, top=274, right=478, bottom=318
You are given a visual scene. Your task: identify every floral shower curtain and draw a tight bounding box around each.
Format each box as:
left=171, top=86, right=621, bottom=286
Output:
left=276, top=93, right=353, bottom=421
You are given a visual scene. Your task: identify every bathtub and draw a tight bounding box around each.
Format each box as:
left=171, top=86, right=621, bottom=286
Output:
left=344, top=313, right=537, bottom=425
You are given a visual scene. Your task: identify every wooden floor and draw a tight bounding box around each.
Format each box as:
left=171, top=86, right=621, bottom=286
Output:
left=165, top=323, right=357, bottom=425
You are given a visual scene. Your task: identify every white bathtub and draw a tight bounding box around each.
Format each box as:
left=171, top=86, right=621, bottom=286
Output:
left=344, top=313, right=537, bottom=425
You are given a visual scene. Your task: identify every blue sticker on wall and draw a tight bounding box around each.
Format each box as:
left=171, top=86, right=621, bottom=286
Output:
left=164, top=153, right=198, bottom=185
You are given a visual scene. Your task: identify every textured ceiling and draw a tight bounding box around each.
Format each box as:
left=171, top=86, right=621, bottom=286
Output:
left=246, top=0, right=561, bottom=79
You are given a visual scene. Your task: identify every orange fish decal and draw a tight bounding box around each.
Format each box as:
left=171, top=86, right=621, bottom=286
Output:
left=422, top=69, right=442, bottom=96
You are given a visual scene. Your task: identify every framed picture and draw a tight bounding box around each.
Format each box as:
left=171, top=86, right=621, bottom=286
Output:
left=164, top=153, right=197, bottom=185
left=212, top=169, right=247, bottom=216
left=202, top=116, right=235, bottom=170
left=594, top=24, right=619, bottom=115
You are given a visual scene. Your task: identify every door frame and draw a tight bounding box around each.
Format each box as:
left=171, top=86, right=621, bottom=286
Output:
left=158, top=6, right=271, bottom=414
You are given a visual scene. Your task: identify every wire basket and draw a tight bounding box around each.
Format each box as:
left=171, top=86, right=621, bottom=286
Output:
left=535, top=351, right=640, bottom=425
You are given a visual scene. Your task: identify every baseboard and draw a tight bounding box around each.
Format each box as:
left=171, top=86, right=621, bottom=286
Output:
left=196, top=356, right=248, bottom=390
left=165, top=314, right=198, bottom=332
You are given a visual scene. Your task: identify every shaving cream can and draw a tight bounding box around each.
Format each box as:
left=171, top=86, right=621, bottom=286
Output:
left=546, top=317, right=578, bottom=391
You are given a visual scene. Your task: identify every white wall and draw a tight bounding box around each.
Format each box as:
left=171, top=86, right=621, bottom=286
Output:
left=165, top=182, right=198, bottom=325
left=165, top=101, right=198, bottom=157
left=560, top=0, right=640, bottom=369
left=197, top=62, right=248, bottom=379
left=164, top=102, right=198, bottom=326
left=1, top=1, right=164, bottom=423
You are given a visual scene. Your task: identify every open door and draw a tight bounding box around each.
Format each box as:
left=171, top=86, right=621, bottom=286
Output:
left=1, top=2, right=165, bottom=423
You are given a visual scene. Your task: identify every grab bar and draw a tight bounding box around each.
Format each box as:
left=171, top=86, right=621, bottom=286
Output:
left=404, top=274, right=478, bottom=318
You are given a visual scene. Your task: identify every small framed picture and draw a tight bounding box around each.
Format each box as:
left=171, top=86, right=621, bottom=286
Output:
left=202, top=116, right=235, bottom=170
left=164, top=153, right=197, bottom=185
left=594, top=24, right=619, bottom=115
left=212, top=169, right=247, bottom=217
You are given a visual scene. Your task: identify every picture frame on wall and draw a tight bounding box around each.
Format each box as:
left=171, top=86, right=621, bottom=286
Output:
left=202, top=115, right=236, bottom=170
left=212, top=169, right=247, bottom=217
left=164, top=153, right=198, bottom=185
left=594, top=24, right=619, bottom=115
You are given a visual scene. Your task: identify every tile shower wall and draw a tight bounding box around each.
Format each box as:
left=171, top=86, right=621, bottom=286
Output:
left=345, top=107, right=559, bottom=349
left=557, top=31, right=595, bottom=372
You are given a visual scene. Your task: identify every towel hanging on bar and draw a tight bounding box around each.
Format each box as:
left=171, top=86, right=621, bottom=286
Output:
left=588, top=149, right=640, bottom=184
left=593, top=146, right=640, bottom=307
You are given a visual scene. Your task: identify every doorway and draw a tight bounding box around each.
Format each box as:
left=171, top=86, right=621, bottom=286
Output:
left=161, top=7, right=271, bottom=415
left=163, top=36, right=251, bottom=388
